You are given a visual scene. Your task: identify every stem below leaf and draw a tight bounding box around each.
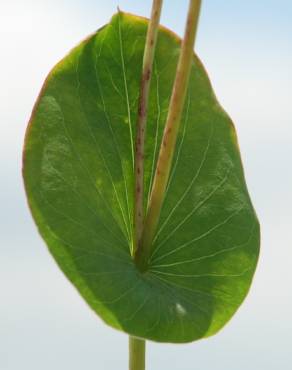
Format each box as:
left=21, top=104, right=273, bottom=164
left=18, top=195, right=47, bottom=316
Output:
left=135, top=0, right=202, bottom=271
left=129, top=337, right=145, bottom=370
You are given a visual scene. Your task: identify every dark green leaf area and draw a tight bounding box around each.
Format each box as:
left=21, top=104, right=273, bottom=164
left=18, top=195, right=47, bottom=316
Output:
left=23, top=12, right=260, bottom=343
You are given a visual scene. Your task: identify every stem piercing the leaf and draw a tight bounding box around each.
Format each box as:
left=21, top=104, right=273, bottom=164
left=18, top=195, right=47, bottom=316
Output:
left=134, top=0, right=163, bottom=253
left=135, top=0, right=202, bottom=272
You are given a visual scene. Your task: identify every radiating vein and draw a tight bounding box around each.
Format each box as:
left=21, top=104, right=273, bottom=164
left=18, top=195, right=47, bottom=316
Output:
left=94, top=37, right=133, bottom=248
left=151, top=168, right=231, bottom=259
left=152, top=206, right=244, bottom=264
left=43, top=159, right=127, bottom=247
left=75, top=52, right=130, bottom=242
left=154, top=107, right=213, bottom=244
left=149, top=268, right=253, bottom=278
left=124, top=293, right=151, bottom=322
left=49, top=230, right=131, bottom=263
left=49, top=98, right=127, bottom=243
left=39, top=190, right=126, bottom=249
left=117, top=13, right=135, bottom=170
left=104, top=63, right=125, bottom=100
left=151, top=219, right=256, bottom=267
left=150, top=271, right=235, bottom=304
left=151, top=272, right=210, bottom=320
left=100, top=279, right=141, bottom=304
left=38, top=127, right=127, bottom=245
left=164, top=90, right=191, bottom=196
left=150, top=272, right=213, bottom=298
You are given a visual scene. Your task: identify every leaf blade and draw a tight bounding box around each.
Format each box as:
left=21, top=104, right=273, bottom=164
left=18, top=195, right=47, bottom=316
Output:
left=23, top=12, right=260, bottom=343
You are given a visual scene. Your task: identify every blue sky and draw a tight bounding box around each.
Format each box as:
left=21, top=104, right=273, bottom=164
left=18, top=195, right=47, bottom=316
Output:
left=1, top=1, right=291, bottom=369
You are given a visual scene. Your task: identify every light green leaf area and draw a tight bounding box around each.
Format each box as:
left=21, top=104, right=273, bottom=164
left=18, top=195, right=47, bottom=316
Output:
left=23, top=12, right=260, bottom=343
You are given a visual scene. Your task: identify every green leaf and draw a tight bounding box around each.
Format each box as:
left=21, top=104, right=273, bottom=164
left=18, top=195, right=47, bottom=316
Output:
left=23, top=12, right=260, bottom=343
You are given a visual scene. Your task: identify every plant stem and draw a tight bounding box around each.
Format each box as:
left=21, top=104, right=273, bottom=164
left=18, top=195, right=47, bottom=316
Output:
left=134, top=0, right=163, bottom=254
left=129, top=337, right=146, bottom=370
left=131, top=2, right=162, bottom=368
left=135, top=0, right=202, bottom=271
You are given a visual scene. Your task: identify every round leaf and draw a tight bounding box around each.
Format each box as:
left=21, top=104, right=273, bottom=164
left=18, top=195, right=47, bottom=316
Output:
left=23, top=12, right=260, bottom=343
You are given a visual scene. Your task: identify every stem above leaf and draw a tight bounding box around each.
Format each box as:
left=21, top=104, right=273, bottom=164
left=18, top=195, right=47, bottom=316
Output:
left=133, top=0, right=163, bottom=254
left=135, top=0, right=202, bottom=271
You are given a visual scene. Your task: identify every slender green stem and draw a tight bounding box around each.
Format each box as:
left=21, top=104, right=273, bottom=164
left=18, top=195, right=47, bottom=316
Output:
left=129, top=337, right=145, bottom=370
left=132, top=3, right=162, bottom=369
left=135, top=0, right=202, bottom=271
left=134, top=0, right=163, bottom=254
